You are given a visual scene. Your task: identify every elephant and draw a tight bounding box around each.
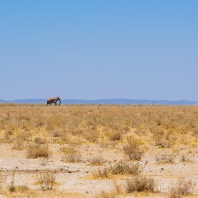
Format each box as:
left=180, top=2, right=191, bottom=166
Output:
left=47, top=97, right=61, bottom=106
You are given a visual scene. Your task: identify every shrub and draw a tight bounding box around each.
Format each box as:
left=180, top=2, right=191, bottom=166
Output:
left=8, top=181, right=16, bottom=192
left=12, top=131, right=30, bottom=150
left=126, top=177, right=156, bottom=193
left=123, top=139, right=144, bottom=161
left=36, top=172, right=56, bottom=190
left=152, top=129, right=175, bottom=148
left=109, top=162, right=142, bottom=175
left=4, top=130, right=14, bottom=143
left=12, top=138, right=25, bottom=150
left=83, top=130, right=99, bottom=142
left=95, top=191, right=116, bottom=198
left=34, top=137, right=46, bottom=144
left=92, top=162, right=142, bottom=178
left=155, top=154, right=175, bottom=164
left=8, top=171, right=16, bottom=193
left=169, top=179, right=196, bottom=198
left=92, top=168, right=109, bottom=179
left=51, top=129, right=62, bottom=137
left=16, top=185, right=29, bottom=192
left=89, top=156, right=104, bottom=166
left=180, top=154, right=192, bottom=163
left=62, top=153, right=82, bottom=163
left=109, top=131, right=122, bottom=141
left=26, top=143, right=51, bottom=158
left=60, top=146, right=77, bottom=154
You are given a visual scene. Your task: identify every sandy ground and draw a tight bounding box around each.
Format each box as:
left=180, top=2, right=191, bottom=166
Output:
left=0, top=143, right=198, bottom=198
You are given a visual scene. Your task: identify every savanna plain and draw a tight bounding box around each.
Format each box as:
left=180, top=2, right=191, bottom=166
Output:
left=0, top=104, right=198, bottom=198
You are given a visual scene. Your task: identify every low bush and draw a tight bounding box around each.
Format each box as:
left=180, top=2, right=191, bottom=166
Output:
left=155, top=154, right=175, bottom=163
left=109, top=131, right=122, bottom=141
left=169, top=179, right=196, bottom=198
left=109, top=162, right=142, bottom=175
left=152, top=129, right=175, bottom=148
left=123, top=138, right=144, bottom=161
left=92, top=168, right=109, bottom=179
left=89, top=156, right=104, bottom=166
left=26, top=143, right=51, bottom=158
left=60, top=146, right=77, bottom=154
left=126, top=176, right=156, bottom=193
left=34, top=137, right=46, bottom=144
left=16, top=185, right=29, bottom=193
left=62, top=153, right=82, bottom=163
left=36, top=172, right=56, bottom=190
left=95, top=191, right=116, bottom=198
left=92, top=162, right=142, bottom=179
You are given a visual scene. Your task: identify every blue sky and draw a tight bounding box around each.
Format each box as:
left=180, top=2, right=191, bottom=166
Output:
left=0, top=1, right=198, bottom=100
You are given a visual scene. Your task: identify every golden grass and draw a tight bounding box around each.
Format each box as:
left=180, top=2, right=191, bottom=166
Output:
left=1, top=104, right=198, bottom=196
left=0, top=104, right=197, bottom=147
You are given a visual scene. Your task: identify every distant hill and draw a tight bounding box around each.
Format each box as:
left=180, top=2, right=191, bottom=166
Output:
left=0, top=99, right=198, bottom=105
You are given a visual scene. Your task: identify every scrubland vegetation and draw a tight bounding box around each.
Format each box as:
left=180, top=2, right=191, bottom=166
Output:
left=0, top=104, right=198, bottom=197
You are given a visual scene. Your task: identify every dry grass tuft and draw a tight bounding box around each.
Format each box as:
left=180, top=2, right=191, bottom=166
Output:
left=16, top=185, right=29, bottom=193
left=126, top=176, right=156, bottom=193
left=60, top=145, right=77, bottom=154
left=123, top=138, right=144, bottom=161
left=60, top=145, right=82, bottom=163
left=62, top=153, right=82, bottom=163
left=88, top=156, right=104, bottom=166
left=169, top=179, right=196, bottom=198
left=180, top=154, right=193, bottom=163
left=155, top=154, right=176, bottom=164
left=4, top=130, right=14, bottom=143
left=26, top=143, right=51, bottom=158
left=109, top=131, right=122, bottom=141
left=36, top=172, right=56, bottom=190
left=109, top=162, right=142, bottom=175
left=12, top=131, right=30, bottom=150
left=152, top=129, right=176, bottom=148
left=92, top=162, right=142, bottom=178
left=83, top=130, right=99, bottom=142
left=34, top=137, right=47, bottom=144
left=95, top=191, right=116, bottom=198
left=92, top=168, right=109, bottom=179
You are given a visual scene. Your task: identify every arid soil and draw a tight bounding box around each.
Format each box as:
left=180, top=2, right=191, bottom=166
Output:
left=0, top=104, right=198, bottom=197
left=0, top=143, right=198, bottom=197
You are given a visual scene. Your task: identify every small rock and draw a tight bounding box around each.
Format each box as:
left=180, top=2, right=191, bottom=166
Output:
left=161, top=168, right=164, bottom=170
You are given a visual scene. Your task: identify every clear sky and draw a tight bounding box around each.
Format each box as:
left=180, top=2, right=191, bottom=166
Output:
left=0, top=1, right=198, bottom=100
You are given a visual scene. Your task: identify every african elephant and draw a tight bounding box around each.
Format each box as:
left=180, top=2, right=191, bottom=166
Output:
left=47, top=97, right=61, bottom=106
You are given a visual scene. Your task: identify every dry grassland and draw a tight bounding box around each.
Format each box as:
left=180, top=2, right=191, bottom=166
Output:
left=0, top=104, right=198, bottom=197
